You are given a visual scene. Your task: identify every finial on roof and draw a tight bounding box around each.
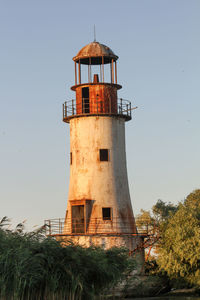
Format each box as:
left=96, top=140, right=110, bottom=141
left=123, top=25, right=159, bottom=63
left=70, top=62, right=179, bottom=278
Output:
left=94, top=24, right=96, bottom=42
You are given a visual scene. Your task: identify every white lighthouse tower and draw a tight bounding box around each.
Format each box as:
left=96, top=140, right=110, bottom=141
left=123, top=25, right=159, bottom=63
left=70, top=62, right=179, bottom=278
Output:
left=60, top=41, right=142, bottom=252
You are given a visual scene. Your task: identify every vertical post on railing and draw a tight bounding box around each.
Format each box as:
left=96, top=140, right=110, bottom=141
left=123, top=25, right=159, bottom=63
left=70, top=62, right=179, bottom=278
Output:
left=95, top=218, right=97, bottom=234
left=72, top=99, right=74, bottom=115
left=146, top=222, right=148, bottom=235
left=127, top=104, right=128, bottom=115
left=66, top=102, right=68, bottom=117
left=102, top=56, right=104, bottom=83
left=63, top=103, right=64, bottom=119
left=120, top=98, right=122, bottom=114
left=88, top=61, right=90, bottom=83
left=99, top=64, right=102, bottom=82
left=74, top=62, right=77, bottom=85
left=110, top=63, right=112, bottom=83
left=89, top=57, right=91, bottom=83
left=112, top=59, right=114, bottom=83
left=49, top=220, right=51, bottom=236
left=115, top=61, right=117, bottom=84
left=78, top=60, right=81, bottom=84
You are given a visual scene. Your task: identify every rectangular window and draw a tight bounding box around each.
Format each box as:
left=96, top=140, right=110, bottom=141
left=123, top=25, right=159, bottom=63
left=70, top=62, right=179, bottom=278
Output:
left=99, top=149, right=109, bottom=161
left=102, top=207, right=112, bottom=220
left=70, top=152, right=72, bottom=165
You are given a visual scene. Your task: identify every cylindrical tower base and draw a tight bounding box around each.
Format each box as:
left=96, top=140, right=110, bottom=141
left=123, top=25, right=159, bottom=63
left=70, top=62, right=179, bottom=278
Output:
left=64, top=116, right=136, bottom=236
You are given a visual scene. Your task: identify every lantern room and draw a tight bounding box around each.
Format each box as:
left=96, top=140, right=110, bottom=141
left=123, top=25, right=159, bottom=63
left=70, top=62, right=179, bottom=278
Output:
left=63, top=41, right=132, bottom=122
left=72, top=41, right=120, bottom=87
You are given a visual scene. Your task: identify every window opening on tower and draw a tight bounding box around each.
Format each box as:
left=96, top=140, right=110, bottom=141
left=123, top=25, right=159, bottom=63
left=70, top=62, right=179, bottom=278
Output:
left=70, top=152, right=72, bottom=165
left=99, top=149, right=109, bottom=161
left=102, top=208, right=112, bottom=220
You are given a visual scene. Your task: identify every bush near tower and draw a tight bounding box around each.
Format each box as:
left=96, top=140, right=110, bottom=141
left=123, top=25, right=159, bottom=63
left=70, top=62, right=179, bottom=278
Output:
left=158, top=189, right=200, bottom=287
left=0, top=218, right=133, bottom=300
left=137, top=189, right=200, bottom=290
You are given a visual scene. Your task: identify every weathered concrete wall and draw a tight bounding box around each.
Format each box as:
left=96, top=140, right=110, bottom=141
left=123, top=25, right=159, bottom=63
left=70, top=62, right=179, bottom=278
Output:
left=58, top=235, right=144, bottom=255
left=64, top=116, right=136, bottom=237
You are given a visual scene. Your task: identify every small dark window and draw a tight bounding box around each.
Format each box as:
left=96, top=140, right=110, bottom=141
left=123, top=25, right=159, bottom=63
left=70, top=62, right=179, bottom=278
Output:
left=70, top=152, right=72, bottom=165
left=99, top=149, right=109, bottom=161
left=102, top=208, right=112, bottom=220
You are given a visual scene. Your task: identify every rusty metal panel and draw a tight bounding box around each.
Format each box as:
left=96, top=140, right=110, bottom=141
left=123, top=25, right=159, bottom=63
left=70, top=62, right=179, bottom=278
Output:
left=73, top=42, right=118, bottom=65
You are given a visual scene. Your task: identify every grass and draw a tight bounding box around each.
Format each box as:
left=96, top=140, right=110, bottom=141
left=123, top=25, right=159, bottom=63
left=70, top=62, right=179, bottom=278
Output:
left=0, top=217, right=134, bottom=300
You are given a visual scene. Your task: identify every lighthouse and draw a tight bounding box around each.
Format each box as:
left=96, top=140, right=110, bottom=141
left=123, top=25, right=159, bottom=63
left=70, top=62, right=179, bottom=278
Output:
left=59, top=41, right=142, bottom=252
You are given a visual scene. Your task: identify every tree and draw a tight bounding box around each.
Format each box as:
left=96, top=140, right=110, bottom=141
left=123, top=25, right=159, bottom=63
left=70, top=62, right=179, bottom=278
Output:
left=136, top=200, right=177, bottom=236
left=135, top=209, right=154, bottom=234
left=135, top=201, right=177, bottom=264
left=152, top=199, right=178, bottom=223
left=157, top=189, right=200, bottom=287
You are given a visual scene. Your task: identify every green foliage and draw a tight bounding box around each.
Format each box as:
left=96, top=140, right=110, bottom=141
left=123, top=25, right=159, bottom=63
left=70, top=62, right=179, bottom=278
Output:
left=152, top=199, right=178, bottom=222
left=144, top=258, right=159, bottom=275
left=136, top=200, right=178, bottom=233
left=0, top=219, right=133, bottom=300
left=157, top=189, right=200, bottom=287
left=135, top=209, right=155, bottom=236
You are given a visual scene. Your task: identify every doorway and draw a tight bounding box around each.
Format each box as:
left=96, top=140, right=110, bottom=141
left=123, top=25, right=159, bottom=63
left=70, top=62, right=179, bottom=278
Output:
left=72, top=205, right=85, bottom=233
left=82, top=87, right=90, bottom=113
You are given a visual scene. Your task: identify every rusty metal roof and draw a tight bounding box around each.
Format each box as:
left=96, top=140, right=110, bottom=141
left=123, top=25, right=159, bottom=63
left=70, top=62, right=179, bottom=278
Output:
left=73, top=41, right=118, bottom=65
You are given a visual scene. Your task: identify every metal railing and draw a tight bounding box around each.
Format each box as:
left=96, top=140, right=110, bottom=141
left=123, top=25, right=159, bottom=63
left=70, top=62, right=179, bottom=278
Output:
left=63, top=98, right=132, bottom=121
left=44, top=218, right=157, bottom=237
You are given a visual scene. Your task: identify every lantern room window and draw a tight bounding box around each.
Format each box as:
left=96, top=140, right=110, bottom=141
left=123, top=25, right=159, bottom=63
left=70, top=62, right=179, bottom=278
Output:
left=102, top=207, right=112, bottom=220
left=99, top=149, right=109, bottom=161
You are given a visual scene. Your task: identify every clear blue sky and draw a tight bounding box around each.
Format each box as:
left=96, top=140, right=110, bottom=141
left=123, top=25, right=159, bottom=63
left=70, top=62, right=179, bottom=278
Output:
left=0, top=0, right=200, bottom=229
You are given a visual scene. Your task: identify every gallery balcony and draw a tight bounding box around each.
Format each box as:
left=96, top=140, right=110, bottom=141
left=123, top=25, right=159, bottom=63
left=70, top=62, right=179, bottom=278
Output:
left=44, top=218, right=156, bottom=237
left=63, top=98, right=133, bottom=123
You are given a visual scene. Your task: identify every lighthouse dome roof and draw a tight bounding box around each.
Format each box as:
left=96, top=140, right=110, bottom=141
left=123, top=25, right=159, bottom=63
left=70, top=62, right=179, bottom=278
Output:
left=73, top=41, right=118, bottom=65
